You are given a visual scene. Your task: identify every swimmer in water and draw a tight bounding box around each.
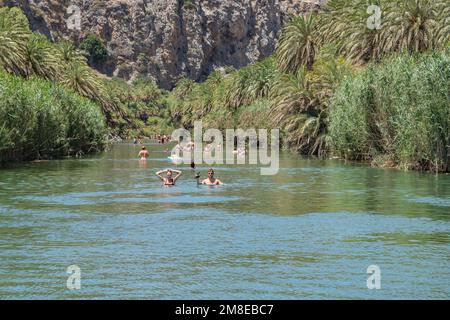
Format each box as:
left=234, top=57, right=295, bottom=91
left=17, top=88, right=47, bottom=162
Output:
left=156, top=169, right=182, bottom=186
left=138, top=146, right=149, bottom=160
left=200, top=168, right=223, bottom=185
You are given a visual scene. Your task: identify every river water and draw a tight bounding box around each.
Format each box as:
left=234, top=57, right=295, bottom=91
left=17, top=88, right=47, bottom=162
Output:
left=0, top=142, right=449, bottom=299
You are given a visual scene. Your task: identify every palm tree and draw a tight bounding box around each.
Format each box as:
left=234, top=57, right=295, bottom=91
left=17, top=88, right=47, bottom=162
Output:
left=276, top=14, right=320, bottom=73
left=0, top=7, right=30, bottom=75
left=319, top=0, right=383, bottom=62
left=433, top=1, right=450, bottom=47
left=57, top=40, right=87, bottom=65
left=173, top=78, right=195, bottom=99
left=270, top=67, right=312, bottom=125
left=269, top=67, right=325, bottom=154
left=270, top=46, right=356, bottom=156
left=380, top=0, right=441, bottom=54
left=308, top=45, right=356, bottom=105
left=320, top=0, right=448, bottom=62
left=224, top=67, right=253, bottom=110
left=246, top=58, right=277, bottom=100
left=62, top=62, right=105, bottom=102
left=24, top=33, right=61, bottom=80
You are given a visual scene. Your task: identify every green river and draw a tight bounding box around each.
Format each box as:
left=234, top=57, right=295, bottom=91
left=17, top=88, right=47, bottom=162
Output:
left=0, top=142, right=449, bottom=299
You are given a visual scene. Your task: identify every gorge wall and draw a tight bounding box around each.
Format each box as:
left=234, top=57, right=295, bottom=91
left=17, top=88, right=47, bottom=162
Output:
left=0, top=0, right=324, bottom=88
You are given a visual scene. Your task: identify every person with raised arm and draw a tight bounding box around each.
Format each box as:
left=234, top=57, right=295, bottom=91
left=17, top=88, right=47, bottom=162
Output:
left=156, top=169, right=182, bottom=186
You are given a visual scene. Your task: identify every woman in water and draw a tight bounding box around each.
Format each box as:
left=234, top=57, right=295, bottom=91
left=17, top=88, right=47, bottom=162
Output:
left=138, top=146, right=149, bottom=160
left=156, top=169, right=182, bottom=186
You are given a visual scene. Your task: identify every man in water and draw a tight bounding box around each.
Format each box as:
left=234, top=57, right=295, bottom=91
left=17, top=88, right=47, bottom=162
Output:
left=156, top=169, right=182, bottom=186
left=200, top=168, right=223, bottom=185
left=138, top=146, right=149, bottom=160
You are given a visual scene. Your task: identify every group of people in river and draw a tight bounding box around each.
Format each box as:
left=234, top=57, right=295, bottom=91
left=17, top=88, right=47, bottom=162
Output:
left=155, top=134, right=170, bottom=144
left=172, top=141, right=246, bottom=156
left=137, top=143, right=223, bottom=186
left=155, top=168, right=223, bottom=186
left=134, top=134, right=171, bottom=145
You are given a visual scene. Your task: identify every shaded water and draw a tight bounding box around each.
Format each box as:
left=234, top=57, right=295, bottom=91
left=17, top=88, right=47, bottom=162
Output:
left=0, top=142, right=449, bottom=299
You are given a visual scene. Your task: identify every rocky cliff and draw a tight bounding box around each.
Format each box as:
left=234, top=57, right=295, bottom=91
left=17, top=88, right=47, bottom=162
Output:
left=0, top=0, right=323, bottom=88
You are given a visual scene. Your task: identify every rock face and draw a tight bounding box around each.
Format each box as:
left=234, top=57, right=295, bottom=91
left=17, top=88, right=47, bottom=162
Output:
left=1, top=0, right=323, bottom=88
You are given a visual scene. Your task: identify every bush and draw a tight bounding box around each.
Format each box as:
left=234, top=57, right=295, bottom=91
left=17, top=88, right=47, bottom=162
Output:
left=0, top=70, right=106, bottom=162
left=329, top=51, right=450, bottom=172
left=79, top=33, right=108, bottom=65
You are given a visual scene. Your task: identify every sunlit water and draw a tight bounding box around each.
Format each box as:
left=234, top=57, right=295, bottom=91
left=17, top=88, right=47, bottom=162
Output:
left=0, top=142, right=449, bottom=299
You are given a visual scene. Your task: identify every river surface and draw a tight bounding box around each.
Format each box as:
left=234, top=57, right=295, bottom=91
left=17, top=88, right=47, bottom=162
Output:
left=0, top=142, right=449, bottom=299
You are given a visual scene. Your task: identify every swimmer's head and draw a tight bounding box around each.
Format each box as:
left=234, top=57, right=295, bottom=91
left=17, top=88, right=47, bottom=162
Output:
left=142, top=146, right=146, bottom=150
left=166, top=169, right=173, bottom=177
left=207, top=168, right=215, bottom=177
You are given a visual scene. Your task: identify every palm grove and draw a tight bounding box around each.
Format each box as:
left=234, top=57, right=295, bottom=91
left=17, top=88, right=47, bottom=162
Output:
left=0, top=0, right=449, bottom=172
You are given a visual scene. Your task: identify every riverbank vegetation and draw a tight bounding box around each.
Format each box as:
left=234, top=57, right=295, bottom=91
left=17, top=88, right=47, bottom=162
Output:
left=1, top=1, right=449, bottom=172
left=0, top=6, right=167, bottom=162
left=329, top=51, right=450, bottom=173
left=0, top=69, right=106, bottom=162
left=166, top=0, right=449, bottom=172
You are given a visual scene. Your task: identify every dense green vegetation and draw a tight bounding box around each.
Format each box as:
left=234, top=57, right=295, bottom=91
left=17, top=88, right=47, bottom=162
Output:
left=0, top=7, right=167, bottom=162
left=0, top=7, right=163, bottom=139
left=79, top=33, right=108, bottom=65
left=330, top=51, right=450, bottom=173
left=0, top=69, right=106, bottom=162
left=166, top=0, right=449, bottom=171
left=1, top=1, right=449, bottom=171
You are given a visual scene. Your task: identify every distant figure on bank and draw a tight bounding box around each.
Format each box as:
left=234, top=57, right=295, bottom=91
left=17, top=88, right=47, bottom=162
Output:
left=156, top=169, right=182, bottom=186
left=133, top=138, right=138, bottom=145
left=201, top=168, right=223, bottom=185
left=138, top=146, right=149, bottom=160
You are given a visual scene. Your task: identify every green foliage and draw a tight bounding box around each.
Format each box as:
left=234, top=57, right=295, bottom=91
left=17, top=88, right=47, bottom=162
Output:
left=276, top=14, right=319, bottom=72
left=24, top=33, right=61, bottom=80
left=0, top=7, right=175, bottom=162
left=0, top=7, right=30, bottom=75
left=329, top=51, right=450, bottom=172
left=166, top=0, right=449, bottom=167
left=320, top=0, right=449, bottom=63
left=57, top=40, right=87, bottom=65
left=0, top=69, right=106, bottom=162
left=183, top=0, right=197, bottom=10
left=270, top=47, right=356, bottom=156
left=79, top=33, right=108, bottom=65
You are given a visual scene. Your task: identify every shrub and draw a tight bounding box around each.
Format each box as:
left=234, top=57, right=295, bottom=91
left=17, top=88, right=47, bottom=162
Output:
left=0, top=70, right=106, bottom=162
left=79, top=33, right=108, bottom=65
left=329, top=51, right=450, bottom=172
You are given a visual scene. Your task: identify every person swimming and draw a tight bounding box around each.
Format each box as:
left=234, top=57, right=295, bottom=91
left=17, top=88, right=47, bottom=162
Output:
left=156, top=169, right=182, bottom=186
left=138, top=146, right=149, bottom=160
left=199, top=168, right=223, bottom=185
